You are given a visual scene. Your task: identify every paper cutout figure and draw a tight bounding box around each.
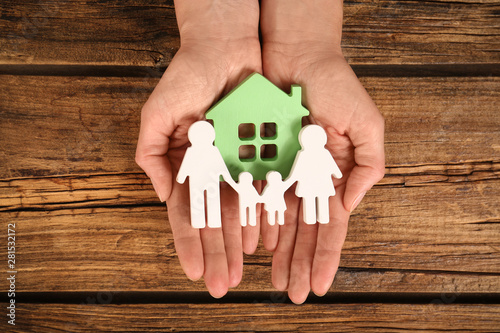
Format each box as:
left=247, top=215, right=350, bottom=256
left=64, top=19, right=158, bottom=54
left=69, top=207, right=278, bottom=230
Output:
left=176, top=121, right=234, bottom=228
left=176, top=122, right=343, bottom=228
left=261, top=171, right=293, bottom=226
left=287, top=125, right=343, bottom=224
left=231, top=172, right=260, bottom=227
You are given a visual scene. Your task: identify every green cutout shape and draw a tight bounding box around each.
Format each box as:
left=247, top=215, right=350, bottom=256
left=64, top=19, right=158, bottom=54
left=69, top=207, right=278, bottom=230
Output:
left=206, top=73, right=309, bottom=180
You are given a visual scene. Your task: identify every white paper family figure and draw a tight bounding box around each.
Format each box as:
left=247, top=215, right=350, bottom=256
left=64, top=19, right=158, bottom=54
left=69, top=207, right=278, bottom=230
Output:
left=287, top=124, right=343, bottom=224
left=232, top=172, right=260, bottom=227
left=176, top=121, right=342, bottom=228
left=261, top=171, right=293, bottom=226
left=176, top=121, right=234, bottom=228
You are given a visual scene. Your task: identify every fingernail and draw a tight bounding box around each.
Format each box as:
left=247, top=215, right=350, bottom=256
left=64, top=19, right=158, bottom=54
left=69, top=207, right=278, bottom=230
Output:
left=150, top=178, right=164, bottom=202
left=313, top=289, right=328, bottom=297
left=350, top=191, right=366, bottom=212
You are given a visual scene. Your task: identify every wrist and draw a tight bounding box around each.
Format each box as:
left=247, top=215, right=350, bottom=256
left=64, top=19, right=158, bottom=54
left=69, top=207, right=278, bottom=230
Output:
left=175, top=0, right=260, bottom=49
left=261, top=0, right=343, bottom=55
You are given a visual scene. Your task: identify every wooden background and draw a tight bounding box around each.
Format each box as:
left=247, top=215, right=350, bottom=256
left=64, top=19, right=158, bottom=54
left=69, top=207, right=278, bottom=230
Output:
left=1, top=0, right=499, bottom=331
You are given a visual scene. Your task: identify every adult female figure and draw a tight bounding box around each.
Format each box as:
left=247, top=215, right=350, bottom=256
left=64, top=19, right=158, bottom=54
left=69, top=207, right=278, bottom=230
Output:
left=288, top=125, right=343, bottom=224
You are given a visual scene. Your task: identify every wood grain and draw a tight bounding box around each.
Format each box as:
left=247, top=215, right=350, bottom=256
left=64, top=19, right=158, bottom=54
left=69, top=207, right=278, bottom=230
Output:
left=1, top=177, right=498, bottom=292
left=0, top=0, right=498, bottom=67
left=0, top=0, right=178, bottom=68
left=5, top=165, right=498, bottom=212
left=7, top=303, right=500, bottom=332
left=0, top=76, right=152, bottom=178
left=0, top=75, right=498, bottom=292
left=341, top=0, right=500, bottom=66
left=370, top=76, right=500, bottom=166
left=0, top=75, right=498, bottom=179
left=1, top=0, right=497, bottom=329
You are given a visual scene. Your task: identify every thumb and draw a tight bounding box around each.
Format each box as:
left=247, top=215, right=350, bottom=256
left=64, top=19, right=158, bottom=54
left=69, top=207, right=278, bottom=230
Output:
left=343, top=111, right=385, bottom=212
left=135, top=102, right=175, bottom=202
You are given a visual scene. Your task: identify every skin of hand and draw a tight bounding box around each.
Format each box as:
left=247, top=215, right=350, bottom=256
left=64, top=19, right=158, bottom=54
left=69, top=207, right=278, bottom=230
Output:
left=260, top=0, right=386, bottom=304
left=135, top=0, right=262, bottom=298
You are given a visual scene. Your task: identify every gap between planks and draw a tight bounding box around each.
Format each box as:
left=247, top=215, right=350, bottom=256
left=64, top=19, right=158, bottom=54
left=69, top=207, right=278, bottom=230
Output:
left=1, top=63, right=499, bottom=78
left=11, top=291, right=500, bottom=305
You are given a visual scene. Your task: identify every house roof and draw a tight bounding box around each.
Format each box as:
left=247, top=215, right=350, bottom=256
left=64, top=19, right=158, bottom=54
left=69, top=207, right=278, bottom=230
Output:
left=206, top=73, right=309, bottom=122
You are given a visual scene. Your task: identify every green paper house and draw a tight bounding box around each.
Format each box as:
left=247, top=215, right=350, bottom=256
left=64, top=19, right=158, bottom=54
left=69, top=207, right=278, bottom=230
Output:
left=206, top=73, right=309, bottom=180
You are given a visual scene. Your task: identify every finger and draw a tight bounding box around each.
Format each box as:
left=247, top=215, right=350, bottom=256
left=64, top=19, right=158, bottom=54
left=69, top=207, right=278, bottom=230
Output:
left=287, top=201, right=318, bottom=305
left=166, top=181, right=204, bottom=281
left=242, top=215, right=260, bottom=254
left=344, top=102, right=385, bottom=212
left=242, top=181, right=262, bottom=255
left=220, top=183, right=243, bottom=288
left=271, top=195, right=300, bottom=291
left=310, top=186, right=350, bottom=296
left=200, top=226, right=229, bottom=299
left=260, top=204, right=280, bottom=251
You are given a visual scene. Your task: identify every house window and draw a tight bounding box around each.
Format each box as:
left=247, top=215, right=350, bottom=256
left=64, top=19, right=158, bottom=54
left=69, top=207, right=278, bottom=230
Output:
left=239, top=145, right=256, bottom=161
left=261, top=144, right=277, bottom=160
left=260, top=122, right=277, bottom=139
left=238, top=122, right=278, bottom=163
left=238, top=123, right=255, bottom=139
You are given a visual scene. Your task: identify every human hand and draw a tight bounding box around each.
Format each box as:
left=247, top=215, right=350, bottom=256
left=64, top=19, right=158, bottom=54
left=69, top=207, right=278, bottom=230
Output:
left=135, top=0, right=262, bottom=298
left=260, top=0, right=385, bottom=304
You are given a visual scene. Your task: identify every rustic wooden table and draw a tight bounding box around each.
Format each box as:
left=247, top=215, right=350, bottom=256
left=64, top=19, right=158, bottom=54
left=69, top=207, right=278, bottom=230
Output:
left=1, top=0, right=499, bottom=331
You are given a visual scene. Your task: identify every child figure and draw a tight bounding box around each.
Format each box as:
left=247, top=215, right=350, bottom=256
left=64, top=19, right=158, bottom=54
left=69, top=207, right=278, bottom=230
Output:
left=261, top=171, right=293, bottom=226
left=232, top=172, right=260, bottom=227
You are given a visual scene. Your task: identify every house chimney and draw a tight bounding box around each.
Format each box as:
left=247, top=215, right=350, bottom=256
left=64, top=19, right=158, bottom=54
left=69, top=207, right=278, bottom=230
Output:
left=289, top=84, right=302, bottom=103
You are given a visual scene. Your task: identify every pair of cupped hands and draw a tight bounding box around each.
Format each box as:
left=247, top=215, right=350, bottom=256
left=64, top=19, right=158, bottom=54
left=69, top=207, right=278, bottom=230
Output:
left=135, top=0, right=385, bottom=304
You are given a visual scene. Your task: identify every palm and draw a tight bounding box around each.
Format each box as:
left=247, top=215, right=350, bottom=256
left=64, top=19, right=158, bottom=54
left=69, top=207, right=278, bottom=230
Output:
left=261, top=51, right=384, bottom=303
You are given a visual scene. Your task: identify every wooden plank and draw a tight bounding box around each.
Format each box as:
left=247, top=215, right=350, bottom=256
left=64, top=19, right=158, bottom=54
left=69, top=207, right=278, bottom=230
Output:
left=1, top=176, right=498, bottom=292
left=369, top=76, right=500, bottom=166
left=0, top=75, right=498, bottom=179
left=0, top=0, right=178, bottom=68
left=0, top=173, right=157, bottom=212
left=0, top=75, right=152, bottom=178
left=342, top=0, right=500, bottom=66
left=1, top=1, right=498, bottom=67
left=6, top=164, right=498, bottom=212
left=7, top=303, right=500, bottom=332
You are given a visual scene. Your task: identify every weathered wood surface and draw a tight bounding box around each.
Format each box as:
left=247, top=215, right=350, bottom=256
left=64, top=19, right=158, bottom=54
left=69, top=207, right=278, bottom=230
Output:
left=0, top=0, right=178, bottom=68
left=2, top=204, right=499, bottom=293
left=0, top=1, right=498, bottom=329
left=0, top=0, right=499, bottom=68
left=6, top=303, right=500, bottom=332
left=0, top=75, right=498, bottom=179
left=0, top=75, right=498, bottom=293
left=0, top=76, right=149, bottom=178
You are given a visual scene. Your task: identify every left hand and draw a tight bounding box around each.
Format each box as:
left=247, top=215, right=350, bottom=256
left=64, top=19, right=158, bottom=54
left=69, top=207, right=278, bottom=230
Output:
left=260, top=0, right=385, bottom=304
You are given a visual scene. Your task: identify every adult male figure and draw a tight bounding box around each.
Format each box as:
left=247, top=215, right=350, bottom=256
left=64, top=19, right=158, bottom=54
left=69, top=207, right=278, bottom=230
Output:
left=177, top=121, right=234, bottom=228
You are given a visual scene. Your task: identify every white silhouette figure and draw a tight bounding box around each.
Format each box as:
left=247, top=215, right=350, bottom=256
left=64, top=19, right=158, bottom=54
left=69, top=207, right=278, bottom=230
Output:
left=287, top=125, right=343, bottom=224
left=231, top=172, right=260, bottom=227
left=261, top=171, right=293, bottom=225
left=176, top=121, right=233, bottom=228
